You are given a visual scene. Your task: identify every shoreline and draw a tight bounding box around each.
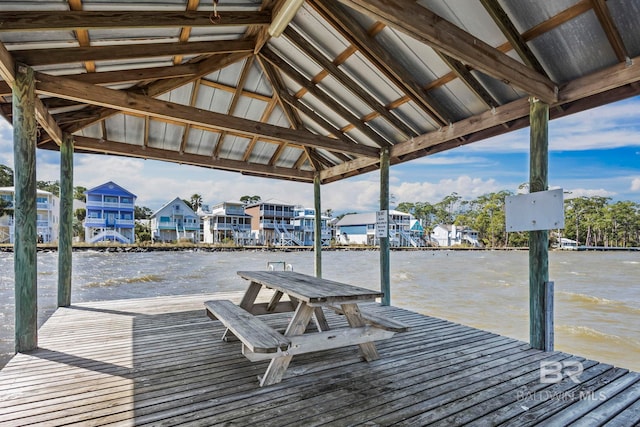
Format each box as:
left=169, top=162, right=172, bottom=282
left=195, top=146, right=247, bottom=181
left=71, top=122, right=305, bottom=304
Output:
left=1, top=244, right=637, bottom=253
left=0, top=244, right=531, bottom=253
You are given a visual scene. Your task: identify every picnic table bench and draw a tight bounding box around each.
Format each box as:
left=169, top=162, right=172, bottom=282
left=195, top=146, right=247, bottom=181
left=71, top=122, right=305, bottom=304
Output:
left=204, top=270, right=409, bottom=387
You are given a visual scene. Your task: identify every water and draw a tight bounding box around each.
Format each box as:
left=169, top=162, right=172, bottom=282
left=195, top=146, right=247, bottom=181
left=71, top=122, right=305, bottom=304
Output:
left=1, top=250, right=638, bottom=372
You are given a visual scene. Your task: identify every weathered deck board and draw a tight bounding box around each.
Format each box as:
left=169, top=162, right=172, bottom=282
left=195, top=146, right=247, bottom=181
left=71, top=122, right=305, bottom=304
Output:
left=0, top=292, right=638, bottom=426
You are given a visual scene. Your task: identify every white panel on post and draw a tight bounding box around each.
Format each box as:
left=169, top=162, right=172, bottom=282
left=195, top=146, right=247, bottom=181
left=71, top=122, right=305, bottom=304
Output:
left=505, top=188, right=565, bottom=232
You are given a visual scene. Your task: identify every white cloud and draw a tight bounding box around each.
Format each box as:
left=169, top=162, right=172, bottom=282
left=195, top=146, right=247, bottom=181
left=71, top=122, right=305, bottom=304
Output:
left=459, top=99, right=640, bottom=153
left=564, top=188, right=617, bottom=199
left=409, top=155, right=493, bottom=166
left=392, top=176, right=500, bottom=204
left=631, top=178, right=640, bottom=192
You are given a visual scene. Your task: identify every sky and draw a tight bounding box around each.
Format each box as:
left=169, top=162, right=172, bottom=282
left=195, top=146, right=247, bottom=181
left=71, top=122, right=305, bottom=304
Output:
left=0, top=96, right=639, bottom=215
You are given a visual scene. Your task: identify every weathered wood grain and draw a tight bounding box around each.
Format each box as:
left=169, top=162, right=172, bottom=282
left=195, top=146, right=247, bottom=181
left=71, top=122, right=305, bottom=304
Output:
left=1, top=293, right=638, bottom=426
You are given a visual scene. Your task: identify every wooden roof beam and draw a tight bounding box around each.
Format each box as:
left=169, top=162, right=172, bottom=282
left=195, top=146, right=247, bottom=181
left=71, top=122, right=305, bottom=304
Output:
left=283, top=27, right=417, bottom=139
left=338, top=0, right=558, bottom=104
left=213, top=56, right=256, bottom=158
left=322, top=52, right=640, bottom=181
left=173, top=0, right=202, bottom=66
left=62, top=52, right=251, bottom=136
left=260, top=46, right=391, bottom=148
left=257, top=56, right=323, bottom=171
left=0, top=41, right=63, bottom=145
left=479, top=0, right=548, bottom=77
left=310, top=0, right=451, bottom=126
left=68, top=0, right=95, bottom=74
left=0, top=10, right=271, bottom=31
left=590, top=0, right=629, bottom=62
left=34, top=72, right=380, bottom=158
left=436, top=52, right=500, bottom=109
left=71, top=136, right=314, bottom=182
left=11, top=39, right=255, bottom=67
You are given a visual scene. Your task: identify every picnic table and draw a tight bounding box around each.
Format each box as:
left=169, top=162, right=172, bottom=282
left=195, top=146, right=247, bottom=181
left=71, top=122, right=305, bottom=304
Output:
left=205, top=270, right=409, bottom=387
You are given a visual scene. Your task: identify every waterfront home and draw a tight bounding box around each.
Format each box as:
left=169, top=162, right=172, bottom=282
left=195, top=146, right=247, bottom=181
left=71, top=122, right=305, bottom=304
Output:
left=0, top=187, right=59, bottom=244
left=244, top=201, right=296, bottom=246
left=199, top=201, right=252, bottom=245
left=150, top=197, right=200, bottom=243
left=84, top=181, right=136, bottom=244
left=336, top=211, right=425, bottom=247
left=431, top=224, right=481, bottom=247
left=292, top=206, right=332, bottom=246
left=557, top=237, right=579, bottom=250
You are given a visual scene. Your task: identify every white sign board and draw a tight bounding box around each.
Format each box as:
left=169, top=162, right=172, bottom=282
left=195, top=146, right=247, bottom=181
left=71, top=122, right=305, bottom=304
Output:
left=505, top=188, right=565, bottom=232
left=376, top=210, right=388, bottom=238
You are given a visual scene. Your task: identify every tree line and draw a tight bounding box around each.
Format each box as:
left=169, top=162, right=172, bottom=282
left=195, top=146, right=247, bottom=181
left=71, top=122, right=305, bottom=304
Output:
left=3, top=164, right=639, bottom=247
left=395, top=191, right=640, bottom=248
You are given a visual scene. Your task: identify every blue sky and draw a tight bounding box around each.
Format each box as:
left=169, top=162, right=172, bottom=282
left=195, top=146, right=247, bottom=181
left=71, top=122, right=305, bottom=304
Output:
left=1, top=96, right=639, bottom=215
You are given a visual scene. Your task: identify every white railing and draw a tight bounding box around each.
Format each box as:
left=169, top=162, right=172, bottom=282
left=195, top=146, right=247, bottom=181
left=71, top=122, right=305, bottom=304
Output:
left=88, top=229, right=131, bottom=244
left=85, top=201, right=134, bottom=209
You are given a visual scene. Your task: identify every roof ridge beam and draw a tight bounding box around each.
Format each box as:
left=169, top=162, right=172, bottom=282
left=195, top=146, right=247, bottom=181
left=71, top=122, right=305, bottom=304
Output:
left=34, top=72, right=380, bottom=158
left=260, top=46, right=391, bottom=148
left=11, top=39, right=255, bottom=67
left=71, top=136, right=314, bottom=182
left=0, top=11, right=271, bottom=32
left=337, top=0, right=558, bottom=104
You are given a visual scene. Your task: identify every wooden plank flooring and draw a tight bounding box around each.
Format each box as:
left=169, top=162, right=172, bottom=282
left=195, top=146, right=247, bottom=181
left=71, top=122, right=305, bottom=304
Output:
left=0, top=292, right=639, bottom=426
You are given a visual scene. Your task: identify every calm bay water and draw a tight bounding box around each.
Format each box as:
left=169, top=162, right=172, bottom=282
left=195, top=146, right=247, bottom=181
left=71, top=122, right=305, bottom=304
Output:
left=1, top=250, right=638, bottom=372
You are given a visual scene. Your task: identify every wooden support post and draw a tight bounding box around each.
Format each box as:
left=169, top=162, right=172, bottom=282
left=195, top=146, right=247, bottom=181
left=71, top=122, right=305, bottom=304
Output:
left=544, top=281, right=554, bottom=351
left=13, top=64, right=38, bottom=352
left=313, top=172, right=322, bottom=278
left=58, top=133, right=74, bottom=307
left=379, top=147, right=390, bottom=306
left=529, top=98, right=551, bottom=350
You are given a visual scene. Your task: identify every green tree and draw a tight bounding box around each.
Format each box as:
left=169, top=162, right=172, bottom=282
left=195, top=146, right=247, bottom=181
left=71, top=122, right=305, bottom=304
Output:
left=240, top=195, right=261, bottom=205
left=134, top=206, right=153, bottom=220
left=0, top=165, right=13, bottom=187
left=434, top=192, right=462, bottom=224
left=135, top=221, right=151, bottom=242
left=36, top=180, right=60, bottom=196
left=74, top=186, right=87, bottom=202
left=190, top=193, right=203, bottom=211
left=0, top=198, right=10, bottom=217
left=73, top=208, right=86, bottom=240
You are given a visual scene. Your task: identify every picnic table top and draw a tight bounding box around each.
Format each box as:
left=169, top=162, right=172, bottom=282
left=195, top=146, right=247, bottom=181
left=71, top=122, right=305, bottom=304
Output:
left=237, top=270, right=383, bottom=305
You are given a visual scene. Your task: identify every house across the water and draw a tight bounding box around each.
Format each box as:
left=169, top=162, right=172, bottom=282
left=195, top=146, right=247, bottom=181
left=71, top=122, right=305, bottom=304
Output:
left=199, top=201, right=252, bottom=245
left=336, top=211, right=426, bottom=247
left=150, top=197, right=200, bottom=243
left=244, top=201, right=296, bottom=246
left=431, top=224, right=481, bottom=247
left=84, top=181, right=136, bottom=244
left=0, top=187, right=59, bottom=244
left=291, top=206, right=332, bottom=246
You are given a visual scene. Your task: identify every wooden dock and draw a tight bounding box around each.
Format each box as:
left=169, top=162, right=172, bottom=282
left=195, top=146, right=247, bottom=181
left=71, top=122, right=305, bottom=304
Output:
left=0, top=292, right=639, bottom=426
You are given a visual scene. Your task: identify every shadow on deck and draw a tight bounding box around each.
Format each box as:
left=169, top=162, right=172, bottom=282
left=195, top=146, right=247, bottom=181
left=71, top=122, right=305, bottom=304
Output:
left=0, top=292, right=638, bottom=426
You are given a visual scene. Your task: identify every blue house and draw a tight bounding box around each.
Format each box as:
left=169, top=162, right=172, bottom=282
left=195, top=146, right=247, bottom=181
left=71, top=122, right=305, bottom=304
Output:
left=84, top=181, right=136, bottom=244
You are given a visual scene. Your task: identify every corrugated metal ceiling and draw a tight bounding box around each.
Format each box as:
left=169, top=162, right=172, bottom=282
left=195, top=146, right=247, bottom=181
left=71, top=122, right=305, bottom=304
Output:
left=0, top=0, right=638, bottom=183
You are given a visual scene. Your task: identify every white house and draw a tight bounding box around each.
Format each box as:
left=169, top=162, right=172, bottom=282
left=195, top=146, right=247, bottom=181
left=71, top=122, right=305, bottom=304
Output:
left=336, top=210, right=425, bottom=247
left=0, top=187, right=60, bottom=244
left=291, top=206, right=332, bottom=246
left=150, top=197, right=200, bottom=243
left=200, top=201, right=252, bottom=245
left=431, top=224, right=481, bottom=247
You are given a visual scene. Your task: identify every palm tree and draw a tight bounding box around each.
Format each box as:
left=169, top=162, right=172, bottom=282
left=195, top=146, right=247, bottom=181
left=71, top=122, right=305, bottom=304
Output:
left=190, top=194, right=203, bottom=211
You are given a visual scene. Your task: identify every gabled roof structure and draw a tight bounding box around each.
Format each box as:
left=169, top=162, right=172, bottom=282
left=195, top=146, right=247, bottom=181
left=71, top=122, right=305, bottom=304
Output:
left=0, top=0, right=639, bottom=184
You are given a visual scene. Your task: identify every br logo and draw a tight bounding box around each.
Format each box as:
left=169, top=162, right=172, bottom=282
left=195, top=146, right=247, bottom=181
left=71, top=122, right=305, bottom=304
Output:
left=540, top=361, right=584, bottom=384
